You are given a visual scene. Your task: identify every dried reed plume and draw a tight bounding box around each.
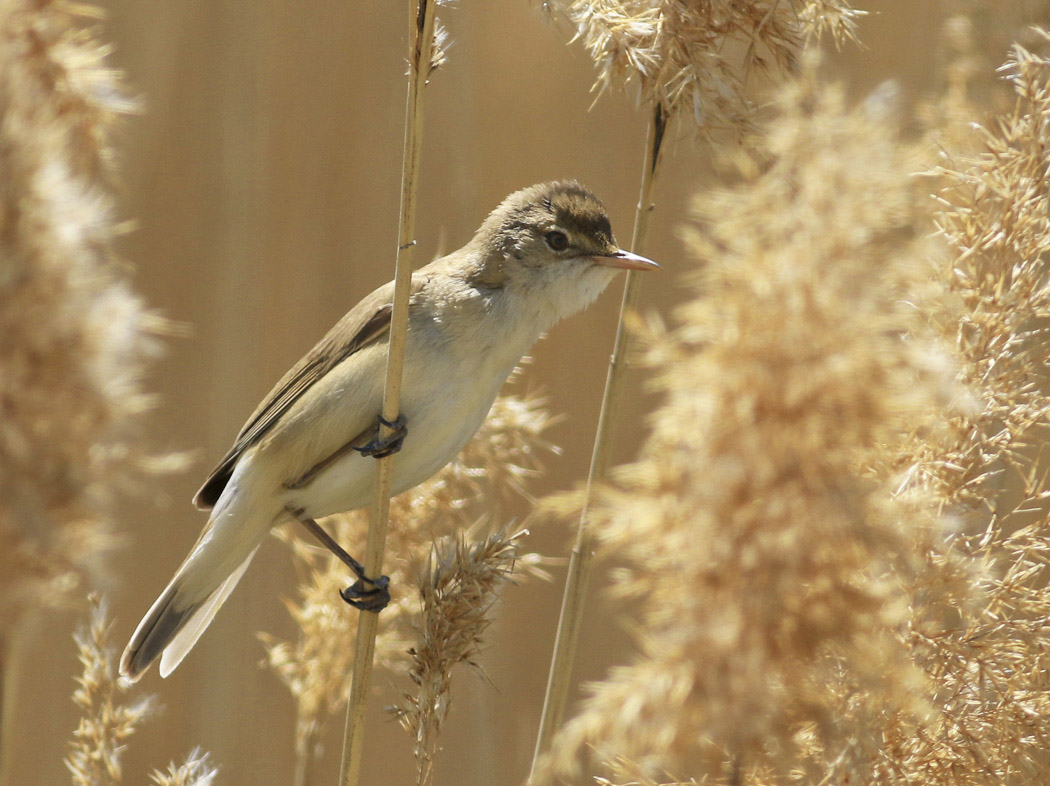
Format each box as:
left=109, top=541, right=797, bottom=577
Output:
left=148, top=750, right=218, bottom=786
left=0, top=0, right=166, bottom=631
left=921, top=33, right=1050, bottom=511
left=532, top=2, right=866, bottom=770
left=537, top=61, right=960, bottom=783
left=67, top=597, right=220, bottom=786
left=67, top=597, right=156, bottom=785
left=857, top=33, right=1050, bottom=784
left=0, top=1, right=172, bottom=777
left=261, top=394, right=554, bottom=785
left=546, top=0, right=863, bottom=131
left=392, top=529, right=529, bottom=786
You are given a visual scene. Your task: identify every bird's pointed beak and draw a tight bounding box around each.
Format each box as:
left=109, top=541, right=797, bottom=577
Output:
left=590, top=249, right=661, bottom=271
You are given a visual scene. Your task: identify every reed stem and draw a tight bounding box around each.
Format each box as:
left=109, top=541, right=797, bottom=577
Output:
left=293, top=727, right=318, bottom=786
left=0, top=634, right=8, bottom=786
left=530, top=103, right=667, bottom=778
left=0, top=622, right=25, bottom=786
left=337, top=2, right=437, bottom=785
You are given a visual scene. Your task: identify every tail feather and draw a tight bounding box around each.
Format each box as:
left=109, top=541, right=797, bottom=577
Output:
left=121, top=549, right=258, bottom=682
left=158, top=550, right=255, bottom=677
left=120, top=579, right=200, bottom=681
left=121, top=473, right=280, bottom=682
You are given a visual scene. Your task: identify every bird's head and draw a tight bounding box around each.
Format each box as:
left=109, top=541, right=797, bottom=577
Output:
left=467, top=181, right=659, bottom=320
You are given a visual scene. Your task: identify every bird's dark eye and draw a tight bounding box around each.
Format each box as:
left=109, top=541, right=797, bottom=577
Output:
left=545, top=231, right=570, bottom=252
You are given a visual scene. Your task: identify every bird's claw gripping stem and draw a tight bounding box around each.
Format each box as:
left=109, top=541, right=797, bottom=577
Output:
left=293, top=514, right=391, bottom=613
left=340, top=574, right=391, bottom=613
left=353, top=414, right=407, bottom=459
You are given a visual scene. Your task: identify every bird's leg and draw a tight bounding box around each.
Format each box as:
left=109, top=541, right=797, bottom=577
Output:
left=289, top=509, right=390, bottom=613
left=352, top=414, right=408, bottom=459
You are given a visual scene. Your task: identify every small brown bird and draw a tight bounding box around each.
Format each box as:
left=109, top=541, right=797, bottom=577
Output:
left=120, top=181, right=659, bottom=681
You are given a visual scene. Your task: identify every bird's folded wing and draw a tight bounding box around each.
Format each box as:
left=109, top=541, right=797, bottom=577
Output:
left=193, top=277, right=423, bottom=509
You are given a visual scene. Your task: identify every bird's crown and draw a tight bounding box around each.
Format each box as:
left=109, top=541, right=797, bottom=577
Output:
left=473, top=180, right=618, bottom=258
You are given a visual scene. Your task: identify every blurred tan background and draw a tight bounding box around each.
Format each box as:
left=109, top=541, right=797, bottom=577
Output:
left=7, top=1, right=1039, bottom=784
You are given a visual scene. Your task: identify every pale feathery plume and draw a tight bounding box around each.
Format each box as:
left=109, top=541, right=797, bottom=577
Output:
left=536, top=60, right=962, bottom=783
left=0, top=0, right=174, bottom=632
left=918, top=32, right=1050, bottom=511
left=428, top=21, right=451, bottom=76
left=391, top=529, right=532, bottom=786
left=148, top=749, right=219, bottom=786
left=66, top=598, right=220, bottom=786
left=859, top=32, right=1050, bottom=785
left=530, top=2, right=866, bottom=771
left=724, top=29, right=1050, bottom=786
left=0, top=0, right=174, bottom=777
left=260, top=394, right=555, bottom=784
left=66, top=596, right=156, bottom=786
left=596, top=770, right=699, bottom=786
left=546, top=0, right=864, bottom=130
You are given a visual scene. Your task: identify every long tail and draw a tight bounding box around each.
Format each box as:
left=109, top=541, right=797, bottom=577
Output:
left=120, top=496, right=276, bottom=682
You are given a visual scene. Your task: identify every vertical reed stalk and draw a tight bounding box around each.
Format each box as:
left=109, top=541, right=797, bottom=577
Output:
left=337, top=1, right=437, bottom=785
left=531, top=103, right=667, bottom=775
left=294, top=729, right=318, bottom=786
left=0, top=629, right=14, bottom=786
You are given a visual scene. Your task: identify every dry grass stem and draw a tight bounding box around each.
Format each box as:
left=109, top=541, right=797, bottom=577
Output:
left=532, top=104, right=666, bottom=772
left=537, top=61, right=961, bottom=783
left=262, top=394, right=554, bottom=785
left=392, top=529, right=530, bottom=786
left=340, top=1, right=440, bottom=784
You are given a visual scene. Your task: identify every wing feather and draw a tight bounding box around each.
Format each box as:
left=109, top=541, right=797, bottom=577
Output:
left=193, top=278, right=420, bottom=509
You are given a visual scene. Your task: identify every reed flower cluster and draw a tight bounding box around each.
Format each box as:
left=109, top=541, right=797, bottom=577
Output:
left=66, top=597, right=219, bottom=786
left=539, top=61, right=960, bottom=783
left=0, top=0, right=167, bottom=632
left=392, top=529, right=530, bottom=786
left=867, top=34, right=1050, bottom=784
left=546, top=0, right=863, bottom=130
left=261, top=394, right=554, bottom=781
left=67, top=597, right=156, bottom=785
left=147, top=751, right=219, bottom=786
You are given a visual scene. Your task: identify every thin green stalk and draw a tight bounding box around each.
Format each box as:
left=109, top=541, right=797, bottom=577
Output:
left=530, top=103, right=668, bottom=777
left=337, top=2, right=437, bottom=785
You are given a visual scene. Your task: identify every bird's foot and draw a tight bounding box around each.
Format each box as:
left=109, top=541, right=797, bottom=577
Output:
left=340, top=574, right=391, bottom=613
left=353, top=414, right=407, bottom=459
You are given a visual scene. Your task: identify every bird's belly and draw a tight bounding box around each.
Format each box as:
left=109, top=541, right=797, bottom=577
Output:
left=288, top=358, right=505, bottom=520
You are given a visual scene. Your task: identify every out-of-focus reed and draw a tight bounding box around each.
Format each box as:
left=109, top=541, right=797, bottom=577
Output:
left=533, top=14, right=1050, bottom=786
left=534, top=53, right=963, bottom=783
left=532, top=0, right=866, bottom=769
left=0, top=0, right=176, bottom=779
